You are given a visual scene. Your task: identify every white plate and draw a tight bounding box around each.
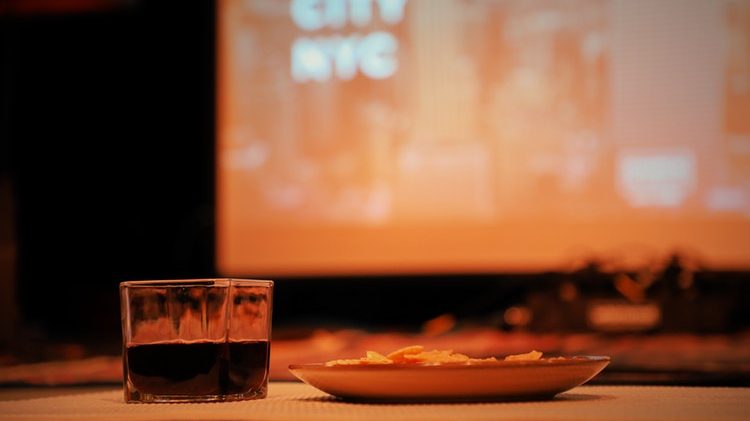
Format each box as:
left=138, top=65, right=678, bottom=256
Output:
left=289, top=356, right=610, bottom=402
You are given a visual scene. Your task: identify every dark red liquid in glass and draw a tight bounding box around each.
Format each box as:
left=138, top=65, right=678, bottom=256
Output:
left=126, top=340, right=269, bottom=396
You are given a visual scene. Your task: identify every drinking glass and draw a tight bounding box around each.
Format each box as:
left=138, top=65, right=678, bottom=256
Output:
left=120, top=279, right=273, bottom=403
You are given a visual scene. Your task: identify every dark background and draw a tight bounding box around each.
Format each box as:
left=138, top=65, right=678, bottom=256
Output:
left=1, top=0, right=748, bottom=356
left=2, top=1, right=216, bottom=345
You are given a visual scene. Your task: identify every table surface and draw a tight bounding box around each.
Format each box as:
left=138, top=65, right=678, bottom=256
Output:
left=0, top=382, right=748, bottom=421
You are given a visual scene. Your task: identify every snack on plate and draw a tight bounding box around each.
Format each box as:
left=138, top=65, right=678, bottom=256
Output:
left=324, top=351, right=393, bottom=366
left=324, top=345, right=544, bottom=366
left=504, top=350, right=543, bottom=361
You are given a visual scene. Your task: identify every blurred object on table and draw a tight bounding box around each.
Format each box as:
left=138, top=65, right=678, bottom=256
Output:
left=524, top=253, right=747, bottom=333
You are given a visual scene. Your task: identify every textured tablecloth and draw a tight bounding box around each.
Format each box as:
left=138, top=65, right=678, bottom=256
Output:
left=0, top=383, right=747, bottom=421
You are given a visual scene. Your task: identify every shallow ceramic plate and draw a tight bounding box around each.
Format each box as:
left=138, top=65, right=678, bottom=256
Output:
left=289, top=356, right=610, bottom=402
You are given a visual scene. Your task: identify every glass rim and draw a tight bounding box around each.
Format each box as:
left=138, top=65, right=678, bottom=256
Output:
left=120, top=278, right=273, bottom=288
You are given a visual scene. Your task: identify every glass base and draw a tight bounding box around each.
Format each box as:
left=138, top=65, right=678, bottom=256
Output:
left=124, top=386, right=267, bottom=403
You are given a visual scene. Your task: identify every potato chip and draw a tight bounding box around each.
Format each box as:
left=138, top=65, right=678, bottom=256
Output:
left=467, top=357, right=498, bottom=364
left=504, top=350, right=543, bottom=361
left=363, top=351, right=392, bottom=364
left=386, top=345, right=424, bottom=362
left=324, top=351, right=393, bottom=366
left=324, top=358, right=364, bottom=367
left=403, top=349, right=470, bottom=364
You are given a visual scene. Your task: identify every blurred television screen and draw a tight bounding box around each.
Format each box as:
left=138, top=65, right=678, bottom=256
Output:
left=217, top=0, right=750, bottom=276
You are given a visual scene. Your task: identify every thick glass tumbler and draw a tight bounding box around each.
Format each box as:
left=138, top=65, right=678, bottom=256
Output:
left=120, top=279, right=273, bottom=403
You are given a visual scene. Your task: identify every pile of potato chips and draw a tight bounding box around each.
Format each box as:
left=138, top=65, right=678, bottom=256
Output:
left=325, top=345, right=543, bottom=366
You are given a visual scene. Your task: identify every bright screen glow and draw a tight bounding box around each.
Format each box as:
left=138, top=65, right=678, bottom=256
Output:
left=217, top=0, right=750, bottom=276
